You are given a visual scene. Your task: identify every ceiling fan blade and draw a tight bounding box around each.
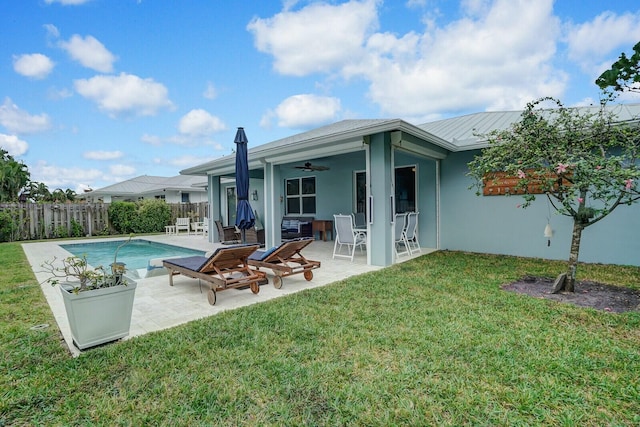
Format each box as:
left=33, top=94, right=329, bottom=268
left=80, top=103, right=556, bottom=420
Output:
left=293, top=162, right=329, bottom=171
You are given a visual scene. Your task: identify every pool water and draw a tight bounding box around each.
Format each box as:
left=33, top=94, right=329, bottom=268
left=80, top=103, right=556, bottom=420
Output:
left=60, top=239, right=205, bottom=277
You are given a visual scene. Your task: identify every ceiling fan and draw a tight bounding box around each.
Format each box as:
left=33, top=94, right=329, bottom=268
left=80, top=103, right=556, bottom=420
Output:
left=294, top=162, right=330, bottom=172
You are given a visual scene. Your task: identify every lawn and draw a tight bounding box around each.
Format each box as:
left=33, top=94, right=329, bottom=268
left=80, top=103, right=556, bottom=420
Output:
left=1, top=241, right=639, bottom=425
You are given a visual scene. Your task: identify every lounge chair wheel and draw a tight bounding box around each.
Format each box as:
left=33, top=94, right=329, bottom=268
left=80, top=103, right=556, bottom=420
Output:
left=303, top=270, right=313, bottom=281
left=207, top=289, right=217, bottom=305
left=273, top=275, right=283, bottom=289
left=250, top=281, right=260, bottom=294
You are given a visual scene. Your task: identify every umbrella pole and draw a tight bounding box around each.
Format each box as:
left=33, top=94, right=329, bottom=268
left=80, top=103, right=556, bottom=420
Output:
left=241, top=229, right=246, bottom=244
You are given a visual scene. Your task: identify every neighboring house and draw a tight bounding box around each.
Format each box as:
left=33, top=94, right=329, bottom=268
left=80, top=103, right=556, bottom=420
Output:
left=181, top=105, right=640, bottom=268
left=79, top=175, right=208, bottom=204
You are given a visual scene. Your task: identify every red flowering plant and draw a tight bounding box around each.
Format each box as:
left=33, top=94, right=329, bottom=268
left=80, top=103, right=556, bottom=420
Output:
left=468, top=97, right=640, bottom=292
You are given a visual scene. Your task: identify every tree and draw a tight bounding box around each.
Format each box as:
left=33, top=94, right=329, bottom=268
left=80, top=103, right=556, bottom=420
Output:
left=28, top=182, right=51, bottom=202
left=468, top=98, right=640, bottom=292
left=65, top=188, right=77, bottom=202
left=0, top=149, right=30, bottom=202
left=50, top=189, right=68, bottom=203
left=596, top=41, right=640, bottom=97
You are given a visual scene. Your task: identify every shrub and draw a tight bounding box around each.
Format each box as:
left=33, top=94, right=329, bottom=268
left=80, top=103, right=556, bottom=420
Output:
left=70, top=218, right=84, bottom=237
left=52, top=225, right=69, bottom=239
left=108, top=202, right=137, bottom=234
left=132, top=199, right=171, bottom=233
left=0, top=210, right=18, bottom=242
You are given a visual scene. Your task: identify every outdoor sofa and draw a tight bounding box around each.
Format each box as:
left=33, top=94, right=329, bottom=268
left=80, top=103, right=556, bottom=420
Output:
left=281, top=216, right=314, bottom=239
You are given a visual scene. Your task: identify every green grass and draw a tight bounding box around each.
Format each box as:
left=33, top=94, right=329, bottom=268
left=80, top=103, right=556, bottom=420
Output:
left=2, top=243, right=639, bottom=426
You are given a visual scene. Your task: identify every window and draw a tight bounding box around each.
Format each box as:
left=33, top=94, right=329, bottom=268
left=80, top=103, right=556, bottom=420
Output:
left=286, top=177, right=316, bottom=214
left=355, top=171, right=366, bottom=213
left=227, top=187, right=236, bottom=225
left=395, top=166, right=416, bottom=213
left=181, top=192, right=190, bottom=203
left=155, top=194, right=166, bottom=200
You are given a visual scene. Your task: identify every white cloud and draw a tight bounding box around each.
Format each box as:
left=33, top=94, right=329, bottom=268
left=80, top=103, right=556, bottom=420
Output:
left=59, top=34, right=117, bottom=72
left=30, top=160, right=136, bottom=193
left=45, top=0, right=93, bottom=4
left=30, top=160, right=105, bottom=192
left=274, top=94, right=341, bottom=128
left=565, top=11, right=640, bottom=72
left=74, top=73, right=174, bottom=117
left=83, top=150, right=124, bottom=160
left=259, top=110, right=276, bottom=130
left=141, top=133, right=162, bottom=146
left=47, top=87, right=74, bottom=100
left=0, top=134, right=29, bottom=156
left=248, top=0, right=379, bottom=76
left=109, top=164, right=136, bottom=176
left=13, top=54, right=55, bottom=79
left=364, top=0, right=565, bottom=116
left=178, top=109, right=226, bottom=136
left=0, top=98, right=52, bottom=134
left=43, top=24, right=60, bottom=38
left=203, top=82, right=218, bottom=100
left=251, top=0, right=568, bottom=118
left=169, top=154, right=217, bottom=168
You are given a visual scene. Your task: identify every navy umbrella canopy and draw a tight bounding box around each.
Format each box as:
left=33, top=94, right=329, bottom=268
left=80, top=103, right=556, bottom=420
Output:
left=234, top=127, right=255, bottom=240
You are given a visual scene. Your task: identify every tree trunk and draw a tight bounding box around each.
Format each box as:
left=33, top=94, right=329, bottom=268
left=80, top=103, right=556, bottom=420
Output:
left=564, top=220, right=584, bottom=292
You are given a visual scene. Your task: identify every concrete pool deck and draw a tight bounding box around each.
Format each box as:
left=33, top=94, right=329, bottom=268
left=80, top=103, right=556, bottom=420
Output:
left=23, top=234, right=430, bottom=357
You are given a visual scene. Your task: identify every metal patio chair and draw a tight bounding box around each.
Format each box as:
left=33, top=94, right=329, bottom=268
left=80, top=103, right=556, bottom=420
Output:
left=333, top=214, right=367, bottom=262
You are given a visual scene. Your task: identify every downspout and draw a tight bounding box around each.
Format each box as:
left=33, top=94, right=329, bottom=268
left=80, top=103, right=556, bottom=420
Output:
left=436, top=159, right=441, bottom=249
left=364, top=141, right=371, bottom=265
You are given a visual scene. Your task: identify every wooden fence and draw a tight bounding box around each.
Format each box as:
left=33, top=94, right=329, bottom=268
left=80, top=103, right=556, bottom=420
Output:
left=0, top=202, right=209, bottom=242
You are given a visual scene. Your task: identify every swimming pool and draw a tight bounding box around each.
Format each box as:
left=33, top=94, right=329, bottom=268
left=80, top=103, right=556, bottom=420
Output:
left=60, top=239, right=205, bottom=278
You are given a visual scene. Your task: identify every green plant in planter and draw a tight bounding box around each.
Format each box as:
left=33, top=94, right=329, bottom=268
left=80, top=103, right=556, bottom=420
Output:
left=41, top=235, right=134, bottom=293
left=41, top=255, right=113, bottom=292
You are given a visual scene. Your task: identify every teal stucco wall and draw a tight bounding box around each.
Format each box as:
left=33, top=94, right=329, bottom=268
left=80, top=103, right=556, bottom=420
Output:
left=440, top=151, right=640, bottom=267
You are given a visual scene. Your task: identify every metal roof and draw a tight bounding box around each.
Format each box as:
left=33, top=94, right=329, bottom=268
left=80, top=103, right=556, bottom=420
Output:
left=181, top=103, right=640, bottom=176
left=418, top=103, right=640, bottom=150
left=181, top=119, right=454, bottom=176
left=82, top=175, right=208, bottom=197
left=418, top=110, right=522, bottom=150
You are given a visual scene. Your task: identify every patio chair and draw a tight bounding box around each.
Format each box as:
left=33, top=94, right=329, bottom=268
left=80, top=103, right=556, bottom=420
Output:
left=248, top=237, right=320, bottom=289
left=202, top=217, right=209, bottom=237
left=405, top=212, right=421, bottom=255
left=191, top=219, right=205, bottom=236
left=352, top=212, right=366, bottom=228
left=175, top=217, right=190, bottom=235
left=333, top=214, right=366, bottom=262
left=162, top=244, right=267, bottom=305
left=394, top=213, right=410, bottom=259
left=215, top=220, right=240, bottom=244
left=243, top=227, right=265, bottom=245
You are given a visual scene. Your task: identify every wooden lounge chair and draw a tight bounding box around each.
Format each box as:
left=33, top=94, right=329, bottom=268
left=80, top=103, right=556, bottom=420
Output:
left=247, top=237, right=320, bottom=289
left=162, top=244, right=267, bottom=305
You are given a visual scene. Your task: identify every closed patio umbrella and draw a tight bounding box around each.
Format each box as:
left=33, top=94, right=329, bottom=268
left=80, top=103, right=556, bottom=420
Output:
left=234, top=127, right=255, bottom=243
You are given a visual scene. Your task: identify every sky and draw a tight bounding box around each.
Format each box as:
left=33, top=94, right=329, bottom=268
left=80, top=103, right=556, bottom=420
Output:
left=1, top=0, right=640, bottom=193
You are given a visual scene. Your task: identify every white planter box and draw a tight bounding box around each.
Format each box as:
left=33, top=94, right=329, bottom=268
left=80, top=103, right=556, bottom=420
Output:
left=60, top=276, right=137, bottom=350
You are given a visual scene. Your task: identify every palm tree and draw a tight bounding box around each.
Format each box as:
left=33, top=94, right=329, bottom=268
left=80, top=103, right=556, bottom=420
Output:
left=65, top=188, right=77, bottom=202
left=0, top=150, right=30, bottom=202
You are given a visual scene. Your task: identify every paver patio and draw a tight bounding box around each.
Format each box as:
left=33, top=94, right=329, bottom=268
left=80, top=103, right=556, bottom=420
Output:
left=23, top=234, right=429, bottom=356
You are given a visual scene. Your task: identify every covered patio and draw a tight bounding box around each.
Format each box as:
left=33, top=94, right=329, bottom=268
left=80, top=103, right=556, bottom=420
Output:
left=23, top=234, right=431, bottom=356
left=183, top=119, right=448, bottom=269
